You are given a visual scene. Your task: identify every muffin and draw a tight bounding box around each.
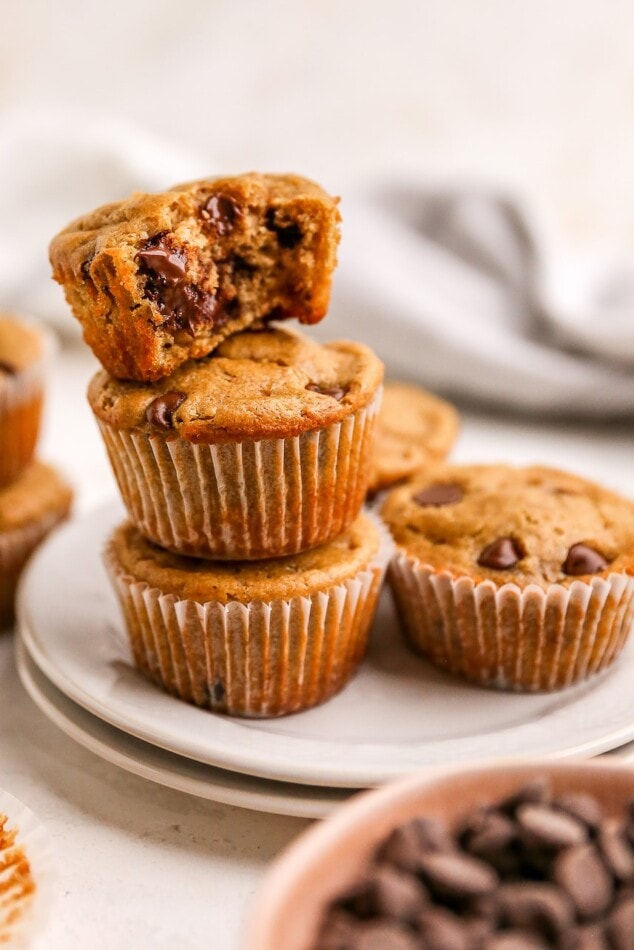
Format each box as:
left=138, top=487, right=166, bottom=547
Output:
left=89, top=327, right=384, bottom=560
left=0, top=462, right=73, bottom=628
left=368, top=381, right=459, bottom=495
left=105, top=513, right=389, bottom=718
left=0, top=316, right=53, bottom=488
left=381, top=464, right=634, bottom=691
left=50, top=173, right=341, bottom=381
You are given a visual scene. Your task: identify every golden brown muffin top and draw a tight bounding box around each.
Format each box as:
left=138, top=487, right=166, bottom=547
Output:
left=369, top=381, right=460, bottom=494
left=0, top=462, right=73, bottom=532
left=381, top=464, right=634, bottom=588
left=88, top=327, right=383, bottom=443
left=0, top=316, right=46, bottom=373
left=50, top=172, right=341, bottom=381
left=107, top=514, right=380, bottom=604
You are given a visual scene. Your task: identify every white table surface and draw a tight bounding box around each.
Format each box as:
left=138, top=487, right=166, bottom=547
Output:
left=3, top=339, right=633, bottom=949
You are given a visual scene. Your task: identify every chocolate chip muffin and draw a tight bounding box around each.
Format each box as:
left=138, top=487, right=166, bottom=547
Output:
left=0, top=316, right=54, bottom=489
left=89, top=327, right=383, bottom=560
left=368, top=382, right=460, bottom=495
left=105, top=514, right=388, bottom=717
left=50, top=173, right=341, bottom=381
left=0, top=461, right=73, bottom=628
left=382, top=464, right=634, bottom=691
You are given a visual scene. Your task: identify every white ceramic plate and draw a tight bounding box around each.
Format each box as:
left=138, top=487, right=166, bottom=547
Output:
left=18, top=504, right=634, bottom=789
left=15, top=638, right=354, bottom=820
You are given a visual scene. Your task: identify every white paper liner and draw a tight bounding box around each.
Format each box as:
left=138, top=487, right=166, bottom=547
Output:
left=389, top=549, right=634, bottom=691
left=104, top=512, right=392, bottom=718
left=0, top=512, right=66, bottom=630
left=96, top=388, right=382, bottom=560
left=0, top=327, right=55, bottom=488
left=0, top=788, right=55, bottom=948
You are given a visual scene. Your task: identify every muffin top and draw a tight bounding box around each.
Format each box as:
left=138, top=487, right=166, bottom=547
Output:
left=88, top=327, right=383, bottom=442
left=0, top=316, right=46, bottom=374
left=369, top=381, right=460, bottom=494
left=0, top=462, right=73, bottom=532
left=108, top=514, right=380, bottom=603
left=381, top=464, right=634, bottom=587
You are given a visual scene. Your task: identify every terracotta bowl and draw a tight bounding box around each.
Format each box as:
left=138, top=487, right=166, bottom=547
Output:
left=248, top=759, right=634, bottom=949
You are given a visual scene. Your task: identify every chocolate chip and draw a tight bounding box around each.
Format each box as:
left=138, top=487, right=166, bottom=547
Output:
left=377, top=818, right=453, bottom=872
left=417, top=906, right=470, bottom=949
left=562, top=924, right=610, bottom=950
left=210, top=680, right=226, bottom=703
left=462, top=811, right=520, bottom=875
left=417, top=851, right=498, bottom=899
left=306, top=383, right=346, bottom=401
left=517, top=804, right=588, bottom=850
left=598, top=819, right=634, bottom=882
left=0, top=360, right=16, bottom=375
left=554, top=793, right=604, bottom=830
left=485, top=934, right=549, bottom=950
left=316, top=910, right=359, bottom=950
left=501, top=779, right=552, bottom=815
left=563, top=543, right=609, bottom=576
left=341, top=865, right=427, bottom=922
left=607, top=896, right=634, bottom=950
left=265, top=208, right=303, bottom=249
left=204, top=193, right=241, bottom=236
left=137, top=246, right=187, bottom=285
left=478, top=537, right=524, bottom=570
left=554, top=843, right=614, bottom=919
left=412, top=484, right=463, bottom=507
left=497, top=883, right=574, bottom=938
left=354, top=921, right=420, bottom=950
left=146, top=391, right=187, bottom=431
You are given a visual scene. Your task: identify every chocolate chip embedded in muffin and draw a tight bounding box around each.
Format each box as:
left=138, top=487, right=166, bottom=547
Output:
left=563, top=543, right=609, bottom=576
left=413, top=484, right=463, bottom=507
left=50, top=173, right=341, bottom=381
left=478, top=537, right=524, bottom=570
left=145, top=391, right=187, bottom=431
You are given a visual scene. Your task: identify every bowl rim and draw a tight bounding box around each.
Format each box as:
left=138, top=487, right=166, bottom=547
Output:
left=247, top=757, right=634, bottom=948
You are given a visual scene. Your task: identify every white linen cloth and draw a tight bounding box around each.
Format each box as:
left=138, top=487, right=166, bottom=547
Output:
left=1, top=109, right=633, bottom=417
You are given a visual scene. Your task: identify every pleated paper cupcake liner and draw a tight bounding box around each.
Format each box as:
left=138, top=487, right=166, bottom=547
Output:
left=389, top=549, right=634, bottom=691
left=0, top=788, right=55, bottom=948
left=0, top=329, right=55, bottom=490
left=104, top=514, right=392, bottom=718
left=96, top=388, right=382, bottom=561
left=0, top=512, right=66, bottom=630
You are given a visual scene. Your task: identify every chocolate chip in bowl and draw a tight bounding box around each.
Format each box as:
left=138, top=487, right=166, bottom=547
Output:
left=248, top=762, right=634, bottom=950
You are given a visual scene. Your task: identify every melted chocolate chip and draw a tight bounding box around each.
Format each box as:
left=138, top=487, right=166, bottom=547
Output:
left=137, top=236, right=223, bottom=335
left=204, top=194, right=241, bottom=236
left=137, top=247, right=187, bottom=285
left=0, top=360, right=16, bottom=376
left=265, top=209, right=303, bottom=248
left=563, top=544, right=609, bottom=576
left=478, top=537, right=523, bottom=570
left=306, top=383, right=346, bottom=401
left=413, top=484, right=463, bottom=507
left=146, top=391, right=187, bottom=431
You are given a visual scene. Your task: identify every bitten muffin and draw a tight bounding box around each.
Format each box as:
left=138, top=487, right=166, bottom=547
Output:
left=0, top=316, right=53, bottom=489
left=368, top=382, right=460, bottom=495
left=0, top=462, right=73, bottom=628
left=50, top=173, right=341, bottom=381
left=105, top=514, right=388, bottom=717
left=89, top=327, right=384, bottom=560
left=382, top=464, right=634, bottom=691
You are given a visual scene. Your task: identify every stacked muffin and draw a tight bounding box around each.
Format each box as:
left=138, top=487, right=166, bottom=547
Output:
left=0, top=317, right=73, bottom=628
left=50, top=173, right=387, bottom=717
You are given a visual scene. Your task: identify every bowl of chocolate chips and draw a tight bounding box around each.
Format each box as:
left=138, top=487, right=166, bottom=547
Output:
left=249, top=761, right=634, bottom=949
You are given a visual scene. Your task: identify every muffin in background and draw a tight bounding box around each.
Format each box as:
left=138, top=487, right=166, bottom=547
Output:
left=89, top=327, right=383, bottom=560
left=0, top=462, right=73, bottom=628
left=367, top=381, right=459, bottom=496
left=0, top=316, right=54, bottom=489
left=382, top=463, right=634, bottom=691
left=105, top=513, right=389, bottom=718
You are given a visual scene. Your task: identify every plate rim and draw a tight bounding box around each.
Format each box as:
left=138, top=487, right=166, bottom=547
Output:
left=17, top=503, right=634, bottom=789
left=15, top=636, right=350, bottom=820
